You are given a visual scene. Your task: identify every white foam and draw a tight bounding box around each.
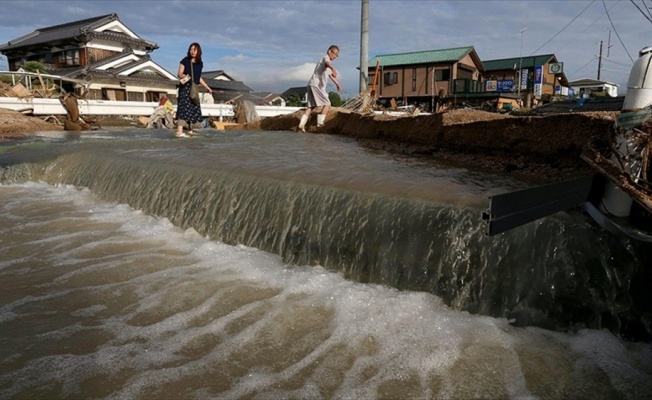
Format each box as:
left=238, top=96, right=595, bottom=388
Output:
left=1, top=182, right=651, bottom=399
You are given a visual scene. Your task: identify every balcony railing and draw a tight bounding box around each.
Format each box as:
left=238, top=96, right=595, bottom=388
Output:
left=452, top=79, right=485, bottom=94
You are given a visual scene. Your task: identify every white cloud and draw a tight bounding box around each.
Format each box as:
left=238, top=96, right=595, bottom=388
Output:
left=220, top=54, right=247, bottom=63
left=284, top=63, right=316, bottom=82
left=1, top=1, right=650, bottom=94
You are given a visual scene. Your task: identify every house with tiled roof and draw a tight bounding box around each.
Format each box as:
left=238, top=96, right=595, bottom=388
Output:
left=281, top=86, right=308, bottom=105
left=201, top=70, right=253, bottom=103
left=367, top=46, right=484, bottom=111
left=251, top=92, right=286, bottom=106
left=0, top=13, right=178, bottom=102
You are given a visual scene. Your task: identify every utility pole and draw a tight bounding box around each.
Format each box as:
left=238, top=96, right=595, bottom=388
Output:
left=517, top=28, right=526, bottom=105
left=597, top=40, right=603, bottom=80
left=359, top=0, right=369, bottom=93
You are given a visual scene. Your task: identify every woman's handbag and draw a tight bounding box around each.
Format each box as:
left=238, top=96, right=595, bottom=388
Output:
left=189, top=83, right=199, bottom=105
left=189, top=62, right=200, bottom=105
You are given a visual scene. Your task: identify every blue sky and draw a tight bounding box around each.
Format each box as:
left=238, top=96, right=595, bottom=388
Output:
left=0, top=0, right=650, bottom=98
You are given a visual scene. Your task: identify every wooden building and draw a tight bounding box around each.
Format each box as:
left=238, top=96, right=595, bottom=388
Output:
left=483, top=54, right=571, bottom=107
left=367, top=46, right=484, bottom=111
left=0, top=13, right=178, bottom=102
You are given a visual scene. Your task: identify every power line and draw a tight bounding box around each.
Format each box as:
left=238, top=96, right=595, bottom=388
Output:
left=569, top=56, right=598, bottom=78
left=529, top=1, right=595, bottom=55
left=602, top=57, right=634, bottom=67
left=603, top=0, right=635, bottom=62
left=629, top=0, right=652, bottom=22
left=601, top=66, right=631, bottom=74
left=552, top=1, right=619, bottom=54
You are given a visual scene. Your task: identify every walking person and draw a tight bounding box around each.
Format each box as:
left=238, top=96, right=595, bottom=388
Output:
left=176, top=42, right=212, bottom=137
left=298, top=45, right=342, bottom=132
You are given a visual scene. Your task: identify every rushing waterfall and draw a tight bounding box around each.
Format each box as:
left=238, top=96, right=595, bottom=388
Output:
left=1, top=128, right=651, bottom=398
left=2, top=129, right=651, bottom=337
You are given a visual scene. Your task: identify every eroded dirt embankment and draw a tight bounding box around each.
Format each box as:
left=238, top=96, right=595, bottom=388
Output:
left=0, top=108, right=62, bottom=137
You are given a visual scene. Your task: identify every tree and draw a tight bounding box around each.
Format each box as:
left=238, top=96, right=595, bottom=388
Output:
left=286, top=93, right=303, bottom=107
left=328, top=91, right=343, bottom=107
left=23, top=61, right=46, bottom=73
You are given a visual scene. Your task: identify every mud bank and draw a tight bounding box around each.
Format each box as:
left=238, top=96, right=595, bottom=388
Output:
left=0, top=108, right=62, bottom=138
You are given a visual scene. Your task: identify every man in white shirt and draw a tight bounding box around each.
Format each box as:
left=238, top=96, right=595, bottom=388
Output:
left=298, top=45, right=342, bottom=132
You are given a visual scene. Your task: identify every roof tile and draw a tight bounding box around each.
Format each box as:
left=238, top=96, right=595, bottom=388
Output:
left=368, top=46, right=475, bottom=66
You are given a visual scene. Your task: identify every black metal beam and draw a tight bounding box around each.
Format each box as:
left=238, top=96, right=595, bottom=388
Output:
left=482, top=175, right=597, bottom=236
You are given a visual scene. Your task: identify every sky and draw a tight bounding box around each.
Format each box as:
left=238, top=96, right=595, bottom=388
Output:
left=0, top=0, right=650, bottom=98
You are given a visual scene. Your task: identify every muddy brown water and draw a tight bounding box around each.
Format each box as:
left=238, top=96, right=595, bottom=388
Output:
left=1, top=128, right=650, bottom=398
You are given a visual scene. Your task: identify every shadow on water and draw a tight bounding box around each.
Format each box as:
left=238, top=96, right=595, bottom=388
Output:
left=2, top=128, right=651, bottom=341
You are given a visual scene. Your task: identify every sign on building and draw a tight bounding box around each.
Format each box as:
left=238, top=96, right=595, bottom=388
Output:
left=549, top=62, right=563, bottom=74
left=534, top=65, right=542, bottom=97
left=497, top=80, right=514, bottom=92
left=520, top=69, right=528, bottom=90
left=486, top=80, right=514, bottom=92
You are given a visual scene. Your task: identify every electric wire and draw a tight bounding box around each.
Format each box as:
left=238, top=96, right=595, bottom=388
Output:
left=603, top=0, right=635, bottom=62
left=569, top=56, right=598, bottom=77
left=553, top=1, right=619, bottom=54
left=629, top=0, right=652, bottom=22
left=529, top=1, right=595, bottom=55
left=602, top=57, right=635, bottom=67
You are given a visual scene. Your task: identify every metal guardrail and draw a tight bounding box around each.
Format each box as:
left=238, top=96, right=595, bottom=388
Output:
left=0, top=97, right=301, bottom=118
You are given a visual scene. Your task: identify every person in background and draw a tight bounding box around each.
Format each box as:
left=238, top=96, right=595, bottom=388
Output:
left=298, top=45, right=342, bottom=133
left=145, top=96, right=175, bottom=129
left=176, top=42, right=212, bottom=138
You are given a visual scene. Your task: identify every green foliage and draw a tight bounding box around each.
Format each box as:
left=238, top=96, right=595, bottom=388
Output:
left=328, top=91, right=343, bottom=107
left=286, top=93, right=303, bottom=107
left=272, top=98, right=283, bottom=106
left=23, top=61, right=46, bottom=73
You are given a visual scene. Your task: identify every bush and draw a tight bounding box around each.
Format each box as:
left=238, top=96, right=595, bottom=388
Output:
left=23, top=61, right=46, bottom=73
left=329, top=91, right=343, bottom=107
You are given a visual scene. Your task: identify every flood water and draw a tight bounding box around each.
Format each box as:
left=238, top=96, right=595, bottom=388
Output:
left=1, top=128, right=651, bottom=398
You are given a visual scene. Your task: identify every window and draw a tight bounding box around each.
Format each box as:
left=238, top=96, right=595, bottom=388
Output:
left=435, top=69, right=450, bottom=81
left=102, top=88, right=126, bottom=101
left=412, top=68, right=417, bottom=91
left=55, top=49, right=80, bottom=67
left=146, top=91, right=166, bottom=102
left=384, top=71, right=398, bottom=85
left=63, top=50, right=79, bottom=66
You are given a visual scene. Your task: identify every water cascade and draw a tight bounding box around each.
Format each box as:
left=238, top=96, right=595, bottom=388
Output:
left=2, top=130, right=650, bottom=340
left=2, top=130, right=652, bottom=397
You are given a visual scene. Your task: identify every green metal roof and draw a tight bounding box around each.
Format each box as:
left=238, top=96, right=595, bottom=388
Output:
left=368, top=46, right=475, bottom=67
left=482, top=54, right=555, bottom=71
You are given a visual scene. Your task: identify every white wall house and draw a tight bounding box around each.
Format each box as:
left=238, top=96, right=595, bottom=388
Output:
left=569, top=78, right=619, bottom=98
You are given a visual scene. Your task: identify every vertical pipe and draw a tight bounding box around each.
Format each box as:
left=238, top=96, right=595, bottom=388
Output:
left=360, top=0, right=369, bottom=93
left=597, top=41, right=603, bottom=80
left=517, top=28, right=526, bottom=106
